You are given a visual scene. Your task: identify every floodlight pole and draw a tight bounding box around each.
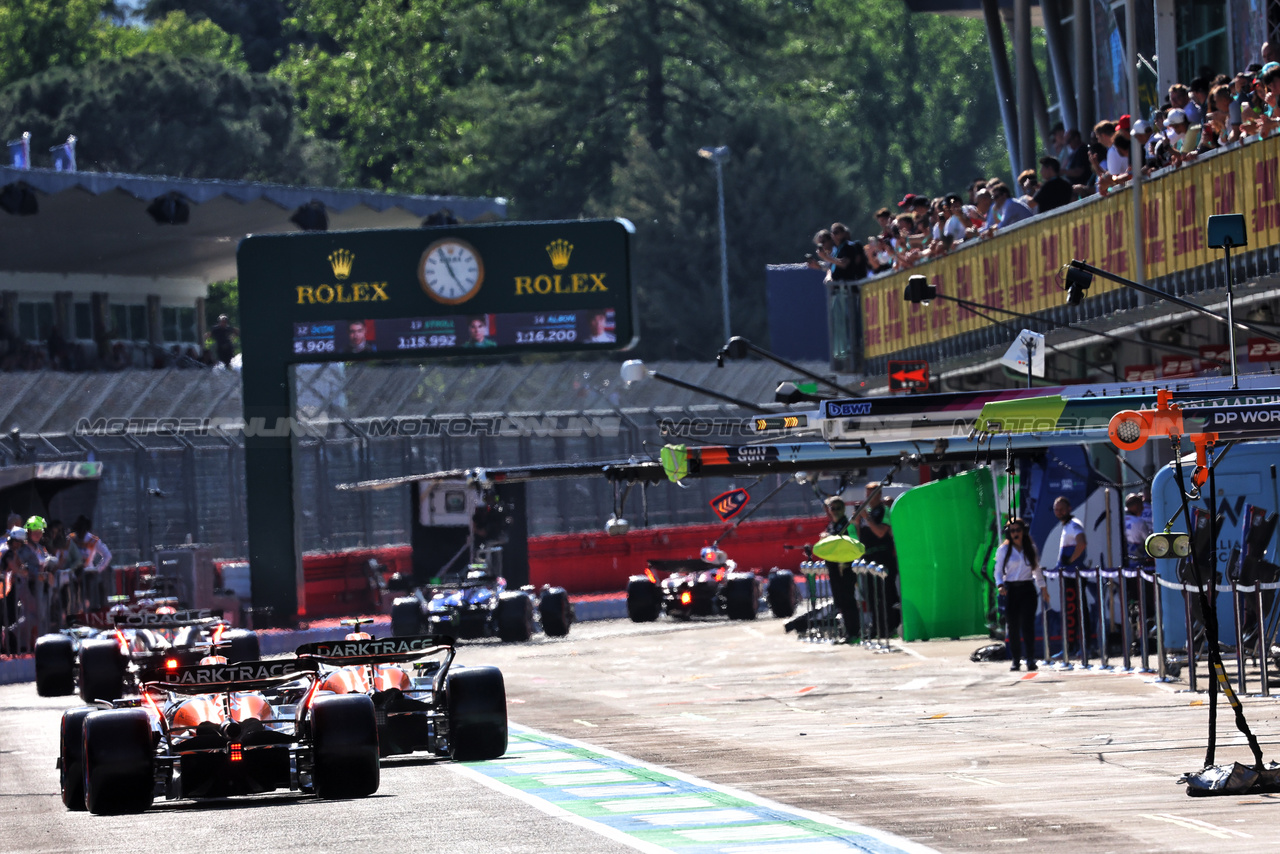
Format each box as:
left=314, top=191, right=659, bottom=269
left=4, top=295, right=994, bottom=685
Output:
left=1023, top=335, right=1035, bottom=389
left=698, top=145, right=732, bottom=344
left=1224, top=240, right=1239, bottom=389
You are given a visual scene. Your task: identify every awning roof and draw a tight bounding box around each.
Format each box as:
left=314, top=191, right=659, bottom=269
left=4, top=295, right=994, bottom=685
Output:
left=0, top=166, right=507, bottom=283
left=920, top=276, right=1280, bottom=384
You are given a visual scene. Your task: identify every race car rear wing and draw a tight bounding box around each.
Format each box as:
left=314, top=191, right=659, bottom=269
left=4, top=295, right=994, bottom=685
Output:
left=294, top=634, right=453, bottom=667
left=112, top=609, right=226, bottom=629
left=149, top=659, right=317, bottom=695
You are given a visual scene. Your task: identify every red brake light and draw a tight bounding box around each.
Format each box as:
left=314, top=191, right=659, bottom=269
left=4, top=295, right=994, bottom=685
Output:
left=680, top=591, right=692, bottom=605
left=229, top=743, right=242, bottom=762
left=165, top=658, right=179, bottom=670
left=645, top=568, right=657, bottom=584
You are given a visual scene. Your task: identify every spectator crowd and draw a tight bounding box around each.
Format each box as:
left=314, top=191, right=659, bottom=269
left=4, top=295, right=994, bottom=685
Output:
left=1, top=513, right=112, bottom=653
left=808, top=44, right=1280, bottom=283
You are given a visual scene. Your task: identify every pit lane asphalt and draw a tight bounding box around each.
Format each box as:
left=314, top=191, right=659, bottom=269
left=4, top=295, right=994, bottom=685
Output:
left=4, top=616, right=1280, bottom=853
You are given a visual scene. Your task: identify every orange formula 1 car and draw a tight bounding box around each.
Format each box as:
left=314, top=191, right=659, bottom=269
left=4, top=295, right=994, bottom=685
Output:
left=56, top=656, right=379, bottom=814
left=296, top=624, right=506, bottom=761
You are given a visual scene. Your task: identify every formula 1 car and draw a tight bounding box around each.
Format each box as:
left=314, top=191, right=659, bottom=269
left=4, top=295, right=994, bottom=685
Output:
left=625, top=547, right=797, bottom=622
left=390, top=561, right=573, bottom=643
left=35, top=609, right=258, bottom=703
left=297, top=628, right=507, bottom=760
left=57, top=657, right=379, bottom=814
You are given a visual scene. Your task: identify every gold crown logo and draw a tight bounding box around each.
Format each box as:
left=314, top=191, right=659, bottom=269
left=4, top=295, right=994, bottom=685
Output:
left=328, top=249, right=354, bottom=280
left=546, top=239, right=573, bottom=270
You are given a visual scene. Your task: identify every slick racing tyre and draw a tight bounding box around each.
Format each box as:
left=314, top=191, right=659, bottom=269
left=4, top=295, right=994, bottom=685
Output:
left=767, top=570, right=798, bottom=618
left=222, top=629, right=260, bottom=663
left=78, top=638, right=125, bottom=704
left=83, top=709, right=154, bottom=814
left=35, top=634, right=76, bottom=696
left=446, top=666, right=508, bottom=761
left=390, top=597, right=422, bottom=638
left=723, top=575, right=759, bottom=621
left=496, top=592, right=534, bottom=643
left=625, top=578, right=661, bottom=623
left=538, top=588, right=573, bottom=637
left=311, top=694, right=380, bottom=799
left=59, top=708, right=93, bottom=810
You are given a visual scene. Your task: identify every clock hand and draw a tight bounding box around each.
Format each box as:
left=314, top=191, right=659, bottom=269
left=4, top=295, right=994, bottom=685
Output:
left=438, top=249, right=463, bottom=288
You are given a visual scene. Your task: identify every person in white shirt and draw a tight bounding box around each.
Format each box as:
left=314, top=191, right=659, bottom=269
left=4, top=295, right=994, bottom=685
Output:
left=995, top=518, right=1050, bottom=671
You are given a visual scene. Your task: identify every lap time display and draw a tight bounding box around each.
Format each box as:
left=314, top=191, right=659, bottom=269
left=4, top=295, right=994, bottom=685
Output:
left=291, top=308, right=617, bottom=357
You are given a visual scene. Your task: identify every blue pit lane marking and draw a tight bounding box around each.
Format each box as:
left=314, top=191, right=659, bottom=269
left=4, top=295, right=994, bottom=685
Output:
left=447, top=724, right=938, bottom=854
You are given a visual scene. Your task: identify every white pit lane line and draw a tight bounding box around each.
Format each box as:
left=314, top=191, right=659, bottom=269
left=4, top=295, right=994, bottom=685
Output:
left=446, top=724, right=939, bottom=854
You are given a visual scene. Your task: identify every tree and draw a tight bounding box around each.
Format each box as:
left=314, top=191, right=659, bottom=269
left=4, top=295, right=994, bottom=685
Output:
left=0, top=53, right=339, bottom=183
left=0, top=0, right=109, bottom=90
left=142, top=0, right=290, bottom=72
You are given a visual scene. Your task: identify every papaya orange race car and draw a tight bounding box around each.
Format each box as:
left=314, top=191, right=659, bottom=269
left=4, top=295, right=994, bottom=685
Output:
left=57, top=655, right=380, bottom=814
left=296, top=621, right=506, bottom=761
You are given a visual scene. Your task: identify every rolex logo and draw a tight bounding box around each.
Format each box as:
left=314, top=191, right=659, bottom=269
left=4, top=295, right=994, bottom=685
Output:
left=546, top=240, right=573, bottom=270
left=328, top=249, right=354, bottom=280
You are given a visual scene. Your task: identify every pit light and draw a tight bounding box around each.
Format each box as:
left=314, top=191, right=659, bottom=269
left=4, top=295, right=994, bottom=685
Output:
left=229, top=743, right=243, bottom=763
left=1108, top=410, right=1151, bottom=451
left=680, top=591, right=692, bottom=606
left=1145, top=532, right=1192, bottom=559
left=165, top=658, right=179, bottom=670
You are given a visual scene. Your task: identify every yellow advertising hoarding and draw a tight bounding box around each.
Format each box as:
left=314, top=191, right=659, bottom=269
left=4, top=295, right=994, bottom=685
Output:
left=861, top=134, right=1280, bottom=360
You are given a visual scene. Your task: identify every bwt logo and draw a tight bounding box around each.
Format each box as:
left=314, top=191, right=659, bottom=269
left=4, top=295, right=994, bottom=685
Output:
left=825, top=401, right=873, bottom=417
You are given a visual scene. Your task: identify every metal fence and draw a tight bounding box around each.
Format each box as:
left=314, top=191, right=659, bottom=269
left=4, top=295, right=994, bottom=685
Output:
left=0, top=360, right=837, bottom=563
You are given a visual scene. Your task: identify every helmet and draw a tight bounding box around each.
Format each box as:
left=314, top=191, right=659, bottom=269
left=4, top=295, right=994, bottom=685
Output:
left=7, top=527, right=26, bottom=541
left=24, top=516, right=46, bottom=532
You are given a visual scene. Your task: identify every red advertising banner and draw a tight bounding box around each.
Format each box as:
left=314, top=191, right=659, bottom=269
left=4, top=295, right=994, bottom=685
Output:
left=1123, top=364, right=1158, bottom=382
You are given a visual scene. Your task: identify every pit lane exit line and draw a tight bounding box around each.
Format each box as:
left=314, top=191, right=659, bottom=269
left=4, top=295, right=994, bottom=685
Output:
left=447, top=724, right=939, bottom=854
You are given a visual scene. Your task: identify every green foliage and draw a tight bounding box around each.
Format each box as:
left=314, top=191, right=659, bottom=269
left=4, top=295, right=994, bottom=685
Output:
left=142, top=0, right=289, bottom=72
left=0, top=0, right=110, bottom=90
left=204, top=279, right=238, bottom=331
left=2, top=0, right=1006, bottom=361
left=97, top=10, right=248, bottom=70
left=0, top=53, right=340, bottom=182
left=271, top=0, right=1002, bottom=357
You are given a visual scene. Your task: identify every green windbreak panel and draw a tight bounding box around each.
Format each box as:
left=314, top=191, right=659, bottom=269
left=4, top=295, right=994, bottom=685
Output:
left=893, top=468, right=997, bottom=641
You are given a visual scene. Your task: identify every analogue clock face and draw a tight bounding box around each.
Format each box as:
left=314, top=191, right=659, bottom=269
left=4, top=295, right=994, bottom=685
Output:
left=419, top=239, right=484, bottom=304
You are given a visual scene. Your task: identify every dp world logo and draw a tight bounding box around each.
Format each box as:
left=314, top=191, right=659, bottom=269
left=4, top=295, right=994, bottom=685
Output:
left=710, top=488, right=750, bottom=521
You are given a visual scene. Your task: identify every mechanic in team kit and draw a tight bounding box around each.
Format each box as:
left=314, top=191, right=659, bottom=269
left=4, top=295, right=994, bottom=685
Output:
left=822, top=496, right=861, bottom=643
left=1053, top=496, right=1093, bottom=653
left=994, top=518, right=1049, bottom=671
left=852, top=482, right=899, bottom=635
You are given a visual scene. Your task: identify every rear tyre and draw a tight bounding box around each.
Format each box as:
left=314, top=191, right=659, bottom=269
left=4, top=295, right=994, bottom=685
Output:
left=83, top=709, right=154, bottom=814
left=78, top=638, right=125, bottom=704
left=60, top=708, right=93, bottom=810
left=222, top=629, right=260, bottom=663
left=538, top=588, right=572, bottom=637
left=311, top=694, right=380, bottom=799
left=447, top=666, right=507, bottom=760
left=626, top=578, right=661, bottom=623
left=496, top=592, right=534, bottom=643
left=390, top=597, right=422, bottom=637
left=767, top=570, right=798, bottom=618
left=724, top=575, right=759, bottom=621
left=36, top=634, right=76, bottom=696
